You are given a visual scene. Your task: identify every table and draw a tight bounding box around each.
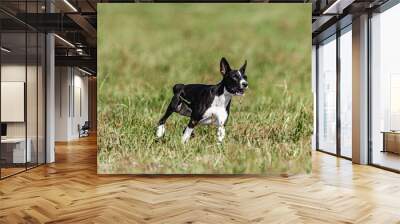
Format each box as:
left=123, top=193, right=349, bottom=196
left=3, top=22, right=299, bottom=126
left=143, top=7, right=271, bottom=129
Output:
left=1, top=138, right=32, bottom=163
left=382, top=131, right=400, bottom=154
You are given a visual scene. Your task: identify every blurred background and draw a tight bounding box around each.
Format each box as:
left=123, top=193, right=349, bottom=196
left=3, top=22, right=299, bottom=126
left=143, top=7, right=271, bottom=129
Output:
left=97, top=4, right=312, bottom=174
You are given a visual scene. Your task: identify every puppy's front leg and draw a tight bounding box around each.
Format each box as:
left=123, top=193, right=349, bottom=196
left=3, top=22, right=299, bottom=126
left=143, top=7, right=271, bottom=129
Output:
left=216, top=112, right=228, bottom=143
left=217, top=126, right=225, bottom=143
left=182, top=119, right=197, bottom=143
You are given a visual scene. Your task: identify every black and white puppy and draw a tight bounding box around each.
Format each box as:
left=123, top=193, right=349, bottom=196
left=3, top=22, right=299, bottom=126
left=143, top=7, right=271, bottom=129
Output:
left=156, top=57, right=248, bottom=143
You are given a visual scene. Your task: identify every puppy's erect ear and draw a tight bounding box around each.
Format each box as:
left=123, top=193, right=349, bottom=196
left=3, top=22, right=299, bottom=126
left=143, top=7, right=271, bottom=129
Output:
left=220, top=57, right=231, bottom=76
left=240, top=60, right=247, bottom=74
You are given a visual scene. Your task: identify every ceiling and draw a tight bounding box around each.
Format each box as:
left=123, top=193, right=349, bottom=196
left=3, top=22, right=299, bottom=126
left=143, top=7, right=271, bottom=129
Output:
left=311, top=0, right=391, bottom=43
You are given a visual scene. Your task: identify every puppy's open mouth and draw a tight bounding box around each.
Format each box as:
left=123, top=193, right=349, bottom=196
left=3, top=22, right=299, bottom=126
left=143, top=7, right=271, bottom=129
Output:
left=235, top=88, right=245, bottom=96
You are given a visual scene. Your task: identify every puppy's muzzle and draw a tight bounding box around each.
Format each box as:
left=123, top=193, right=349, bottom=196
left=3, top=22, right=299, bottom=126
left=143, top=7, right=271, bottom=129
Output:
left=240, top=80, right=248, bottom=89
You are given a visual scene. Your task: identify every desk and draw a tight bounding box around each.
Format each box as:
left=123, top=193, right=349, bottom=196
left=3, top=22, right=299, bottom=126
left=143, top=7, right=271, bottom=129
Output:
left=382, top=131, right=400, bottom=154
left=1, top=138, right=31, bottom=163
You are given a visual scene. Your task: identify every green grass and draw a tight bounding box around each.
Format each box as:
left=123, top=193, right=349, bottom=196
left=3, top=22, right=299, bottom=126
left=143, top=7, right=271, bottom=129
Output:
left=97, top=4, right=312, bottom=174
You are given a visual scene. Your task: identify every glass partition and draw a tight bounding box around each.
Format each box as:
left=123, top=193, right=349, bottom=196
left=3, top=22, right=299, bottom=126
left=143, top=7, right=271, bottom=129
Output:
left=339, top=26, right=352, bottom=158
left=0, top=5, right=46, bottom=179
left=27, top=30, right=38, bottom=169
left=1, top=31, right=28, bottom=177
left=38, top=32, right=45, bottom=165
left=371, top=4, right=400, bottom=171
left=317, top=35, right=337, bottom=154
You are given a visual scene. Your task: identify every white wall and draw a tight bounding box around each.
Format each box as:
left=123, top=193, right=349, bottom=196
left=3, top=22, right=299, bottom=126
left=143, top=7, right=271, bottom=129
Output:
left=1, top=82, right=25, bottom=122
left=70, top=72, right=89, bottom=138
left=55, top=67, right=89, bottom=141
left=1, top=65, right=26, bottom=141
left=1, top=65, right=26, bottom=137
left=1, top=65, right=38, bottom=137
left=55, top=66, right=70, bottom=141
left=1, top=63, right=46, bottom=164
left=1, top=65, right=25, bottom=81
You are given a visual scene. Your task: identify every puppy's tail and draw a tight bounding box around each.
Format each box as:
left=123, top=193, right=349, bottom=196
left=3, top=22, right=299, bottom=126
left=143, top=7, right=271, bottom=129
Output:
left=172, top=84, right=185, bottom=95
left=170, top=84, right=185, bottom=108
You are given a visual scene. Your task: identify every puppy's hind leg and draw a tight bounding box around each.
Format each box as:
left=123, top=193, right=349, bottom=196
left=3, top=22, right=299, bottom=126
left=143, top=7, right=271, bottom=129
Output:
left=156, top=95, right=180, bottom=138
left=156, top=108, right=172, bottom=138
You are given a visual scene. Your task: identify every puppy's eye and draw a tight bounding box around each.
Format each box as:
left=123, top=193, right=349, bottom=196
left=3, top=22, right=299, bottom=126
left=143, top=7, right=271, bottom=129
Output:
left=243, top=75, right=247, bottom=79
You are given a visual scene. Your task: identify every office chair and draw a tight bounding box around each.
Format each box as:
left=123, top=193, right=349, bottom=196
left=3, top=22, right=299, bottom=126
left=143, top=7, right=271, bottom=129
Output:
left=79, top=121, right=90, bottom=138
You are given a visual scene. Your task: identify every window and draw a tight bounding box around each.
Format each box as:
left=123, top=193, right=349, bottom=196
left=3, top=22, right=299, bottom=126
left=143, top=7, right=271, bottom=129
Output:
left=317, top=35, right=337, bottom=154
left=339, top=26, right=352, bottom=158
left=370, top=3, right=400, bottom=171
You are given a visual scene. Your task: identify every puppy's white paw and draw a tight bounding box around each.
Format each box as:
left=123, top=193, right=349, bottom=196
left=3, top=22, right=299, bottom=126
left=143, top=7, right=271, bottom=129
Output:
left=181, top=127, right=193, bottom=143
left=217, top=126, right=225, bottom=143
left=156, top=124, right=165, bottom=138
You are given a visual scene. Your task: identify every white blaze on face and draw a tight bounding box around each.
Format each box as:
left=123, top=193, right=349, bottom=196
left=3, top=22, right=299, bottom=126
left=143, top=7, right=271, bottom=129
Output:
left=237, top=71, right=248, bottom=89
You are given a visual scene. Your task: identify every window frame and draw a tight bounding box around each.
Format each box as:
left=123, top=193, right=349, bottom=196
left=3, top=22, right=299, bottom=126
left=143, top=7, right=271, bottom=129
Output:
left=315, top=21, right=353, bottom=160
left=367, top=0, right=400, bottom=173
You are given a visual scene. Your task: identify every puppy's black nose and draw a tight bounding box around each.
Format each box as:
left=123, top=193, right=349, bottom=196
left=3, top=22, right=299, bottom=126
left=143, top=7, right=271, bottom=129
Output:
left=242, top=82, right=248, bottom=88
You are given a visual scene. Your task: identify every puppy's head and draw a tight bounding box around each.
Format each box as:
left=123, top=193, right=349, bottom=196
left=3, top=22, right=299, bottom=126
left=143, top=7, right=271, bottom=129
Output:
left=220, top=57, right=248, bottom=96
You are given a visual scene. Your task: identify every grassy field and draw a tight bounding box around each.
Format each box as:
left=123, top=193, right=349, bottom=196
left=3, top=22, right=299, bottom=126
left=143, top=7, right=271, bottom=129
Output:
left=97, top=4, right=312, bottom=174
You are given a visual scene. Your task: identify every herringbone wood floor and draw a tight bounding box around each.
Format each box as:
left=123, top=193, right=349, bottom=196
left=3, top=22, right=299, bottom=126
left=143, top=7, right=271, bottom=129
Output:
left=1, top=135, right=400, bottom=224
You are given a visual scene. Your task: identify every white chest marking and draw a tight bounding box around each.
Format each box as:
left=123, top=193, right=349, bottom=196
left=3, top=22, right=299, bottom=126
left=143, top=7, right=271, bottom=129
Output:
left=200, top=88, right=232, bottom=126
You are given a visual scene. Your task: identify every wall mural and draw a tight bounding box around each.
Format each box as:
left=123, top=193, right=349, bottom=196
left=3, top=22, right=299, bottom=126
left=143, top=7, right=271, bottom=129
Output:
left=97, top=4, right=312, bottom=174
